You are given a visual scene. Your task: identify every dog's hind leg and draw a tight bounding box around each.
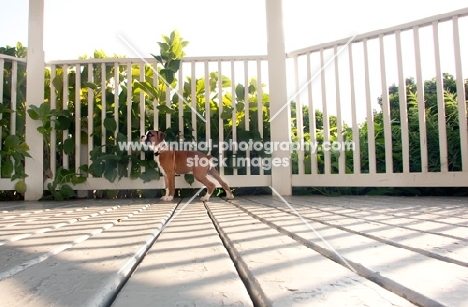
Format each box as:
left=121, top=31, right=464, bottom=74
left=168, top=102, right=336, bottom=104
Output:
left=193, top=172, right=216, bottom=202
left=208, top=168, right=234, bottom=199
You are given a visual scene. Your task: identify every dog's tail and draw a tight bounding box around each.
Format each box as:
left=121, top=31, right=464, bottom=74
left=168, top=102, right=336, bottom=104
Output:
left=206, top=154, right=215, bottom=170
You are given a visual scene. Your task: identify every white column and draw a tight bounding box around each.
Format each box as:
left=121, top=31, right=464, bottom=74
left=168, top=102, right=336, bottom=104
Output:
left=265, top=0, right=292, bottom=195
left=25, top=0, right=45, bottom=200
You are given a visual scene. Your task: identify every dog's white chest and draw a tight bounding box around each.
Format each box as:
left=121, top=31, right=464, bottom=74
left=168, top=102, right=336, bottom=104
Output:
left=154, top=155, right=167, bottom=176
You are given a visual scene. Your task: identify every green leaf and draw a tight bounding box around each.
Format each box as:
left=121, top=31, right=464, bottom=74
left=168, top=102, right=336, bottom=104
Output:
left=79, top=164, right=89, bottom=173
left=103, top=167, right=118, bottom=182
left=14, top=180, right=27, bottom=196
left=184, top=174, right=194, bottom=186
left=97, top=154, right=121, bottom=161
left=83, top=82, right=99, bottom=90
left=53, top=191, right=64, bottom=201
left=151, top=54, right=163, bottom=63
left=104, top=118, right=117, bottom=132
left=4, top=135, right=20, bottom=151
left=60, top=184, right=76, bottom=198
left=130, top=165, right=140, bottom=179
left=56, top=115, right=72, bottom=130
left=134, top=81, right=158, bottom=100
left=168, top=59, right=181, bottom=72
left=156, top=104, right=176, bottom=115
left=1, top=159, right=13, bottom=177
left=27, top=107, right=40, bottom=120
left=221, top=107, right=233, bottom=120
left=88, top=161, right=105, bottom=177
left=140, top=167, right=159, bottom=183
left=17, top=142, right=31, bottom=157
left=71, top=175, right=87, bottom=185
left=0, top=104, right=13, bottom=114
left=63, top=138, right=75, bottom=155
left=159, top=68, right=174, bottom=84
left=37, top=126, right=52, bottom=135
left=235, top=84, right=245, bottom=100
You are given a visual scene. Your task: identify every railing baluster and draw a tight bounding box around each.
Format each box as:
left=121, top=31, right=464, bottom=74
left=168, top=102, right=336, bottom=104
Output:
left=100, top=63, right=106, bottom=154
left=307, top=52, right=318, bottom=174
left=348, top=44, right=360, bottom=174
left=0, top=59, right=3, bottom=172
left=75, top=64, right=81, bottom=173
left=191, top=61, right=197, bottom=141
left=395, top=30, right=410, bottom=173
left=126, top=63, right=132, bottom=174
left=140, top=64, right=146, bottom=166
left=165, top=70, right=171, bottom=130
left=363, top=39, right=376, bottom=174
left=10, top=61, right=17, bottom=135
left=204, top=61, right=211, bottom=151
left=294, top=56, right=304, bottom=175
left=452, top=16, right=468, bottom=171
left=153, top=63, right=159, bottom=131
left=63, top=64, right=69, bottom=169
left=114, top=63, right=119, bottom=141
left=432, top=21, right=449, bottom=172
left=218, top=60, right=224, bottom=175
left=320, top=49, right=331, bottom=175
left=379, top=34, right=394, bottom=174
left=244, top=60, right=250, bottom=175
left=178, top=66, right=184, bottom=141
left=50, top=65, right=56, bottom=178
left=231, top=61, right=237, bottom=176
left=87, top=63, right=93, bottom=171
left=413, top=26, right=428, bottom=173
left=334, top=46, right=345, bottom=174
left=256, top=59, right=264, bottom=176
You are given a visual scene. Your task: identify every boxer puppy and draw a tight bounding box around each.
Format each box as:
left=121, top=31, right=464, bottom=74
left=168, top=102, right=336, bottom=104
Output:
left=141, top=130, right=234, bottom=202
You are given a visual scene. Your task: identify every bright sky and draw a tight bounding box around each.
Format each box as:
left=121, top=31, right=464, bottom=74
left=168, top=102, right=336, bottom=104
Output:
left=0, top=0, right=467, bottom=60
left=1, top=0, right=467, bottom=125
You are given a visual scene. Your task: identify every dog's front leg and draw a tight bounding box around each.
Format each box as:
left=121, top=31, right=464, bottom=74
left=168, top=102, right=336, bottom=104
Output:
left=160, top=171, right=175, bottom=201
left=160, top=173, right=174, bottom=201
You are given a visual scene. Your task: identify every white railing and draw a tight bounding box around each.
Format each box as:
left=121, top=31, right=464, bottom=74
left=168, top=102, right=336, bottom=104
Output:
left=44, top=55, right=270, bottom=191
left=0, top=54, right=27, bottom=190
left=288, top=7, right=468, bottom=187
left=2, top=8, right=468, bottom=198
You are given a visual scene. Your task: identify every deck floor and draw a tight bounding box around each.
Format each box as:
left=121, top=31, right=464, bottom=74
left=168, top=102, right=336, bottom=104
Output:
left=0, top=196, right=467, bottom=306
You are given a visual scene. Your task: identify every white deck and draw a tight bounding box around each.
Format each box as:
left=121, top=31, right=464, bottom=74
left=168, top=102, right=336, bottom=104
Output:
left=0, top=196, right=467, bottom=306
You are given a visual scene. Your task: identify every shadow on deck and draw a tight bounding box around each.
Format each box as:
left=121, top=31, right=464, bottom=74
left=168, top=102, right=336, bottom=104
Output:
left=0, top=196, right=467, bottom=306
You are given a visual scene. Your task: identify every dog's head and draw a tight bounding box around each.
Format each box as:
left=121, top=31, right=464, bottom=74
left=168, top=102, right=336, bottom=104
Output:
left=141, top=130, right=166, bottom=150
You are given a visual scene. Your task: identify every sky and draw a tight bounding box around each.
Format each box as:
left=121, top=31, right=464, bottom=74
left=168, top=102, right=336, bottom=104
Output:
left=0, top=0, right=467, bottom=60
left=0, top=0, right=467, bottom=124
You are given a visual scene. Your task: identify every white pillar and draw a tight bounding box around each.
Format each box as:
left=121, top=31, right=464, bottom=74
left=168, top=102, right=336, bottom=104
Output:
left=25, top=0, right=45, bottom=200
left=265, top=0, right=292, bottom=195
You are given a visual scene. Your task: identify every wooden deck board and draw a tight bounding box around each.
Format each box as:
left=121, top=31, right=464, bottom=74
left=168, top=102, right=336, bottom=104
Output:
left=0, top=196, right=466, bottom=306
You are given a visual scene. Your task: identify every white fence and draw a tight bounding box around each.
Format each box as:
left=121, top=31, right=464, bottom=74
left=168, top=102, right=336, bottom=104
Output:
left=289, top=7, right=468, bottom=187
left=43, top=55, right=271, bottom=191
left=0, top=54, right=27, bottom=191
left=1, top=8, right=468, bottom=198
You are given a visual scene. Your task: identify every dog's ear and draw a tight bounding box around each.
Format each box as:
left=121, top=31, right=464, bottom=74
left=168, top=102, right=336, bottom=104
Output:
left=157, top=131, right=166, bottom=141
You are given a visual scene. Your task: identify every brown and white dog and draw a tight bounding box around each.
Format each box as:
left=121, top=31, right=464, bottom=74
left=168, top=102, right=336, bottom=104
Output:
left=141, top=130, right=234, bottom=202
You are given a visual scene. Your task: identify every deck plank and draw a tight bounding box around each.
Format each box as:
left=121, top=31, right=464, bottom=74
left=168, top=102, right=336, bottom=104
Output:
left=112, top=202, right=253, bottom=307
left=0, top=196, right=467, bottom=306
left=0, top=200, right=177, bottom=306
left=206, top=198, right=414, bottom=307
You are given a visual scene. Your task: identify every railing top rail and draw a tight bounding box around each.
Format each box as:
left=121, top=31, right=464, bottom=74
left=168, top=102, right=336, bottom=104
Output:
left=45, top=55, right=268, bottom=66
left=0, top=54, right=27, bottom=63
left=287, top=6, right=468, bottom=57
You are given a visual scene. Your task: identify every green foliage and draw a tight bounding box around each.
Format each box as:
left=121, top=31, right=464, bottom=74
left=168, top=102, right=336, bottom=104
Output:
left=1, top=43, right=29, bottom=199
left=42, top=167, right=86, bottom=201
left=291, top=73, right=468, bottom=196
left=4, top=33, right=468, bottom=199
